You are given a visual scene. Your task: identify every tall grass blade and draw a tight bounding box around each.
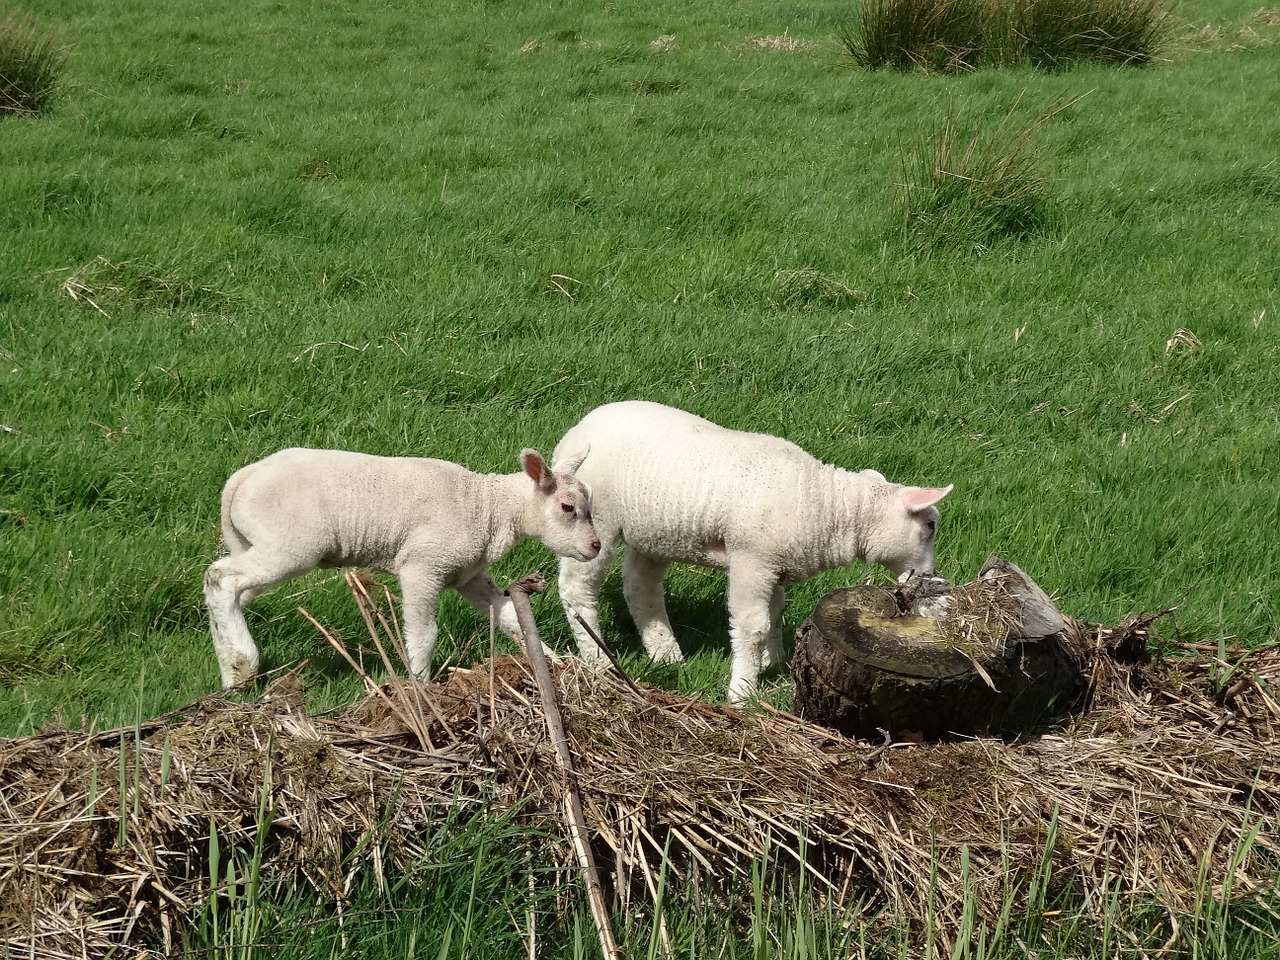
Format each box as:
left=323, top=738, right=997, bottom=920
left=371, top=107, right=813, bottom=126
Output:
left=160, top=735, right=171, bottom=790
left=208, top=819, right=221, bottom=944
left=433, top=922, right=453, bottom=960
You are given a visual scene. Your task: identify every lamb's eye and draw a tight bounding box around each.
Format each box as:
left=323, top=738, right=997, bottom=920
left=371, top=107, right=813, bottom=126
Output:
left=927, top=519, right=937, bottom=535
left=560, top=502, right=575, bottom=514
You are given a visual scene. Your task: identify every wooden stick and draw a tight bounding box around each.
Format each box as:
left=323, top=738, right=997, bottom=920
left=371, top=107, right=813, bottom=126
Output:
left=506, top=574, right=620, bottom=960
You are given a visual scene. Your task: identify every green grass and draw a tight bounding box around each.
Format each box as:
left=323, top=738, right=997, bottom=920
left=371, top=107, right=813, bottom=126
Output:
left=179, top=818, right=1280, bottom=959
left=1, top=0, right=1278, bottom=953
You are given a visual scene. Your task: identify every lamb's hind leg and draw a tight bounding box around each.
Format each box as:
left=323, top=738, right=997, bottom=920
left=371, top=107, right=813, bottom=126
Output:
left=760, top=584, right=786, bottom=669
left=205, top=549, right=308, bottom=688
left=622, top=549, right=682, bottom=663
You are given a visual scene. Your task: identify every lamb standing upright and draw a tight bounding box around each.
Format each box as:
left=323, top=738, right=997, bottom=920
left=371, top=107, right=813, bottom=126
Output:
left=205, top=447, right=600, bottom=688
left=553, top=401, right=953, bottom=704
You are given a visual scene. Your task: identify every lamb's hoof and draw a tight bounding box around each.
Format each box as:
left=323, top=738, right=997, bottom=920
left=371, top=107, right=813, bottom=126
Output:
left=727, top=677, right=756, bottom=706
left=646, top=638, right=685, bottom=664
left=577, top=644, right=610, bottom=668
left=221, top=655, right=258, bottom=688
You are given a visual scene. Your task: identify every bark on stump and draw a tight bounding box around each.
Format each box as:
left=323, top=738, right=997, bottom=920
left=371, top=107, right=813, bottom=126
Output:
left=791, top=558, right=1090, bottom=742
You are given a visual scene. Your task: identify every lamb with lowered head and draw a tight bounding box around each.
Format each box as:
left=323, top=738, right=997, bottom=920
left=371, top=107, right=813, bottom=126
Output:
left=205, top=446, right=599, bottom=688
left=553, top=401, right=952, bottom=703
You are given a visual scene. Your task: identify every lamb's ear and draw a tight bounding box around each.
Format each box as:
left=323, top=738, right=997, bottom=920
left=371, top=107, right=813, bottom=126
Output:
left=553, top=445, right=590, bottom=476
left=899, top=484, right=954, bottom=512
left=520, top=449, right=556, bottom=491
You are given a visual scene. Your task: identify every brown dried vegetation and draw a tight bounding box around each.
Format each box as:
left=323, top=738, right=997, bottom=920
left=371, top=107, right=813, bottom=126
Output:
left=1, top=590, right=1278, bottom=958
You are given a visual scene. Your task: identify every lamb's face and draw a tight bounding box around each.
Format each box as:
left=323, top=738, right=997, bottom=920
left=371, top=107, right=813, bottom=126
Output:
left=519, top=447, right=602, bottom=562
left=866, top=484, right=953, bottom=577
left=542, top=477, right=601, bottom=562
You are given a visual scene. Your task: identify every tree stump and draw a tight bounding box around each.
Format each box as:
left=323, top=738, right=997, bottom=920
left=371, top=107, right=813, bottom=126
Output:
left=791, top=558, right=1091, bottom=742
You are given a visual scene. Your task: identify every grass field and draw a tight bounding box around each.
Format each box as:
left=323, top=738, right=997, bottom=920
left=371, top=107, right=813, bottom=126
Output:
left=2, top=0, right=1278, bottom=954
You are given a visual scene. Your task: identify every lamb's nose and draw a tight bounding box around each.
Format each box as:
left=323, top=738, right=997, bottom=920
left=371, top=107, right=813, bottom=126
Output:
left=590, top=538, right=601, bottom=552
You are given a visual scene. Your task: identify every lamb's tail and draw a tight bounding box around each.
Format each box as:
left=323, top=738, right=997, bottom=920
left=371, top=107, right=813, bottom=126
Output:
left=218, top=465, right=253, bottom=555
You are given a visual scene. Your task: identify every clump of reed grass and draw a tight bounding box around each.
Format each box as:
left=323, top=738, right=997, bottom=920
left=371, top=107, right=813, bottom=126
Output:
left=1017, top=0, right=1172, bottom=69
left=841, top=0, right=1171, bottom=73
left=840, top=0, right=988, bottom=72
left=0, top=10, right=68, bottom=116
left=893, top=98, right=1076, bottom=255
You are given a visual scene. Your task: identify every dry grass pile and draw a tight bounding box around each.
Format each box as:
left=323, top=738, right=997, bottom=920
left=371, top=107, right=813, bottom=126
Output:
left=58, top=255, right=229, bottom=317
left=2, top=592, right=1278, bottom=958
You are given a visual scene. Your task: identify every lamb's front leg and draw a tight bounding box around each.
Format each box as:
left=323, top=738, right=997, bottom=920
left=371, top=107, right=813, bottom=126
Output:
left=455, top=569, right=559, bottom=660
left=559, top=545, right=616, bottom=663
left=622, top=548, right=682, bottom=663
left=725, top=560, right=779, bottom=705
left=760, top=584, right=787, bottom=669
left=397, top=566, right=443, bottom=680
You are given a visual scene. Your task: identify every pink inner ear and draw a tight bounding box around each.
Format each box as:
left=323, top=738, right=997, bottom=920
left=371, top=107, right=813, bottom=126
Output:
left=900, top=483, right=954, bottom=511
left=522, top=451, right=547, bottom=484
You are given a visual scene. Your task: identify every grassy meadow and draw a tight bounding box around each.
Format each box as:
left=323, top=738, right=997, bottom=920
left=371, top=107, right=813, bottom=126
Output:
left=2, top=0, right=1279, bottom=953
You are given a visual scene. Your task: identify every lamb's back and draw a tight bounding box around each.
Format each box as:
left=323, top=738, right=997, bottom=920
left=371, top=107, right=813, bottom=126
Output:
left=560, top=402, right=828, bottom=564
left=227, top=449, right=497, bottom=569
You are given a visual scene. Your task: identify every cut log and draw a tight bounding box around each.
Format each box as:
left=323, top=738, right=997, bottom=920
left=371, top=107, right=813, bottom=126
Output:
left=791, top=558, right=1090, bottom=742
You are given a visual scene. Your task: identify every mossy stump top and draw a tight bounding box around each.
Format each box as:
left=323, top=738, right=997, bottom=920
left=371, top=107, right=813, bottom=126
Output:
left=791, top=559, right=1090, bottom=742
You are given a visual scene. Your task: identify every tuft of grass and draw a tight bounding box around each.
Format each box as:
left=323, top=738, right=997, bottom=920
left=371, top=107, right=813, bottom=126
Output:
left=842, top=0, right=1172, bottom=72
left=840, top=0, right=989, bottom=72
left=59, top=255, right=230, bottom=316
left=771, top=268, right=868, bottom=311
left=1017, top=0, right=1173, bottom=69
left=741, top=33, right=822, bottom=53
left=0, top=9, right=67, bottom=115
left=893, top=98, right=1073, bottom=255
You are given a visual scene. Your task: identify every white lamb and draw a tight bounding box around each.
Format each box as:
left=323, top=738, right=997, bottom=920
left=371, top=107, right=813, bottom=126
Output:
left=553, top=401, right=953, bottom=704
left=204, top=447, right=600, bottom=688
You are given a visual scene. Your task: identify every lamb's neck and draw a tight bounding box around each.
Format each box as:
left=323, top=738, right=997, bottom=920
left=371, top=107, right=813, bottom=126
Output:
left=483, top=472, right=532, bottom=561
left=821, top=466, right=875, bottom=569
